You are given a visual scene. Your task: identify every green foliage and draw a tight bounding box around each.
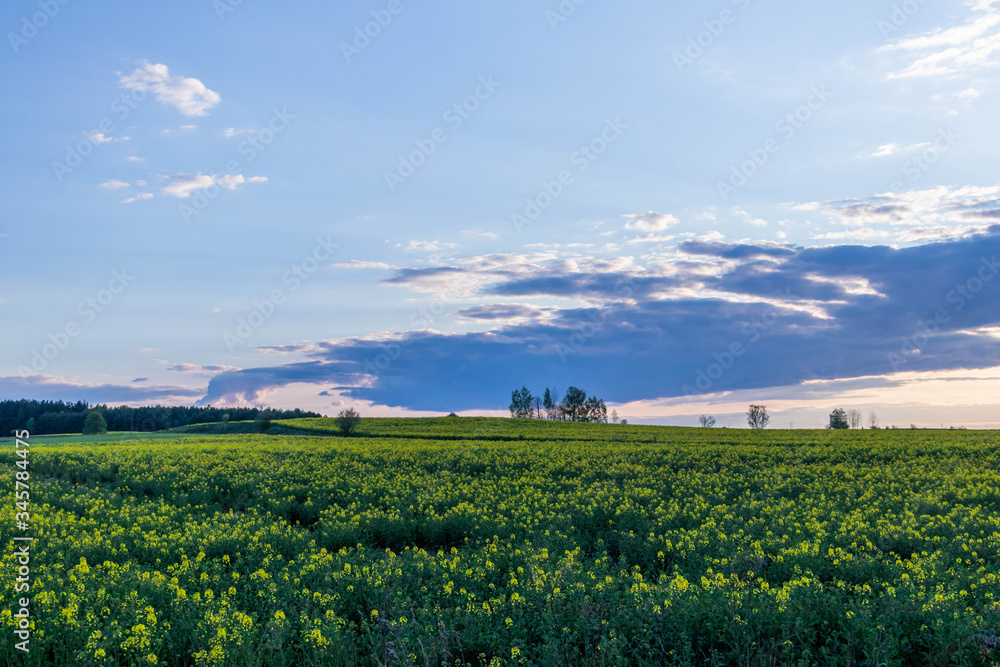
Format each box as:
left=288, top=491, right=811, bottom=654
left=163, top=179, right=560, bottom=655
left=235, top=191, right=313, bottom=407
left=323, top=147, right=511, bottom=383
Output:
left=82, top=410, right=107, bottom=435
left=2, top=423, right=999, bottom=665
left=542, top=388, right=554, bottom=413
left=561, top=386, right=588, bottom=420
left=0, top=399, right=321, bottom=436
left=510, top=387, right=606, bottom=422
left=830, top=408, right=850, bottom=429
left=255, top=409, right=274, bottom=433
left=335, top=408, right=361, bottom=436
left=508, top=386, right=534, bottom=418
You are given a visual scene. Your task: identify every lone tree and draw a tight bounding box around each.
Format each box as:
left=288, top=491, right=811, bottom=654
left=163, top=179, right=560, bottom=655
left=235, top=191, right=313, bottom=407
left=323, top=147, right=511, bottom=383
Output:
left=747, top=405, right=770, bottom=430
left=699, top=415, right=716, bottom=428
left=336, top=408, right=361, bottom=436
left=847, top=409, right=863, bottom=429
left=868, top=411, right=879, bottom=429
left=82, top=410, right=108, bottom=435
left=256, top=409, right=274, bottom=433
left=829, top=408, right=849, bottom=430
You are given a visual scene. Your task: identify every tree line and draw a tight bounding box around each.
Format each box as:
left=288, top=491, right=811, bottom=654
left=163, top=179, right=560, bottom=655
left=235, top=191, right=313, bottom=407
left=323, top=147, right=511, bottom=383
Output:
left=509, top=386, right=616, bottom=423
left=829, top=408, right=879, bottom=429
left=1, top=399, right=321, bottom=436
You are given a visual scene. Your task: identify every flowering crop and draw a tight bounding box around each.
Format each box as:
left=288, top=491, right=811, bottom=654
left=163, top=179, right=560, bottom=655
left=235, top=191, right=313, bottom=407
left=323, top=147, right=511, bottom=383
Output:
left=1, top=421, right=998, bottom=665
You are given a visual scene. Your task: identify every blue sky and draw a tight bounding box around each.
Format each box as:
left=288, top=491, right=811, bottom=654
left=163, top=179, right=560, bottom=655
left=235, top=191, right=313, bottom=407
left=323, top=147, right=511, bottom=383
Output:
left=3, top=0, right=1000, bottom=427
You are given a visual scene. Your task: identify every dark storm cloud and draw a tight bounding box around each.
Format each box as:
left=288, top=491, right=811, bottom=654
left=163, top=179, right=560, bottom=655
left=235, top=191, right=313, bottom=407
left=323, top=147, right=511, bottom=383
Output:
left=199, top=232, right=1000, bottom=411
left=456, top=304, right=549, bottom=320
left=678, top=241, right=797, bottom=260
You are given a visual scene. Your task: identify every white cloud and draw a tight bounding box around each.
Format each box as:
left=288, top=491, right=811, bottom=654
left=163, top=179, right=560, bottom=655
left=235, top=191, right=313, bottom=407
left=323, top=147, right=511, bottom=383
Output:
left=798, top=184, right=1000, bottom=244
left=122, top=193, right=153, bottom=204
left=162, top=174, right=216, bottom=198
left=119, top=61, right=221, bottom=117
left=623, top=211, right=679, bottom=232
left=881, top=0, right=1000, bottom=79
left=868, top=143, right=900, bottom=158
left=89, top=133, right=115, bottom=144
left=125, top=156, right=145, bottom=162
left=732, top=208, right=769, bottom=227
left=401, top=240, right=460, bottom=252
left=812, top=227, right=892, bottom=241
left=100, top=180, right=129, bottom=190
left=333, top=260, right=397, bottom=270
left=933, top=85, right=984, bottom=103
left=626, top=234, right=676, bottom=244
left=861, top=141, right=932, bottom=159
left=217, top=174, right=245, bottom=190
left=179, top=124, right=197, bottom=130
left=461, top=229, right=500, bottom=240
left=224, top=127, right=252, bottom=137
left=161, top=173, right=267, bottom=198
left=696, top=231, right=726, bottom=242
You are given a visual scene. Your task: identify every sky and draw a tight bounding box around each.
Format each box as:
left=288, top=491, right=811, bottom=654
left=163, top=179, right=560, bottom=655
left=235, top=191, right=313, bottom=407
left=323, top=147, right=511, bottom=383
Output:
left=2, top=0, right=1000, bottom=428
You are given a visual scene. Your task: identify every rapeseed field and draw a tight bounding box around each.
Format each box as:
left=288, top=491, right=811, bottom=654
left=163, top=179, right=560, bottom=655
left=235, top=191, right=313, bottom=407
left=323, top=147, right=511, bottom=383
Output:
left=1, top=419, right=998, bottom=665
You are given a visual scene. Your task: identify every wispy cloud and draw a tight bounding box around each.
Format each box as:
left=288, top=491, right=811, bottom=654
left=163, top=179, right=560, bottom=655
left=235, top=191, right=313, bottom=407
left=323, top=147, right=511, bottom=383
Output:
left=861, top=142, right=932, bottom=159
left=881, top=0, right=1000, bottom=79
left=461, top=229, right=500, bottom=240
left=161, top=173, right=267, bottom=198
left=169, top=363, right=239, bottom=375
left=793, top=185, right=1000, bottom=243
left=400, top=240, right=460, bottom=253
left=88, top=132, right=117, bottom=144
left=122, top=193, right=153, bottom=204
left=333, top=260, right=397, bottom=270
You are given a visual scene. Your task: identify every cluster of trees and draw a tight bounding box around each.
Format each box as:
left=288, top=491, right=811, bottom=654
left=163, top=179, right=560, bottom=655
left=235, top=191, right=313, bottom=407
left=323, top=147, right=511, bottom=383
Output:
left=509, top=386, right=614, bottom=423
left=829, top=409, right=879, bottom=430
left=1, top=399, right=321, bottom=436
